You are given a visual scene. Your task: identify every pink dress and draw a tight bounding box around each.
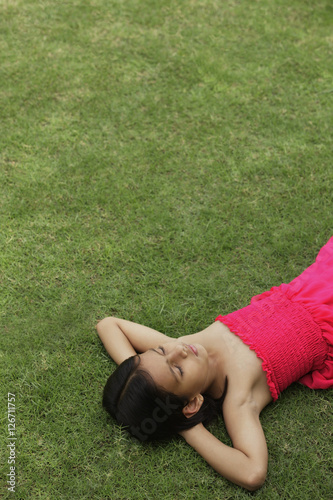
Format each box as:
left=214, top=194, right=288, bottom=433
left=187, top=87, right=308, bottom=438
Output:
left=216, top=236, right=333, bottom=401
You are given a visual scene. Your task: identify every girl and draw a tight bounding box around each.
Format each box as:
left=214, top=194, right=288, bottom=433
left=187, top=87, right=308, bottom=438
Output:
left=97, top=236, right=333, bottom=491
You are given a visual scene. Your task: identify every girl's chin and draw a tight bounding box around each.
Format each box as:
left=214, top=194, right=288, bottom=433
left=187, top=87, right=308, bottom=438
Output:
left=196, top=343, right=208, bottom=359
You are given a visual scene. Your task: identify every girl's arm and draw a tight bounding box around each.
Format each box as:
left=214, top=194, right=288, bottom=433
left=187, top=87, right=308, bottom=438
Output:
left=96, top=317, right=173, bottom=365
left=180, top=399, right=267, bottom=491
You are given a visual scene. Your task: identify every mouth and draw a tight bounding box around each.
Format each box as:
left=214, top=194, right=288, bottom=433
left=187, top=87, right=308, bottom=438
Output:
left=187, top=344, right=198, bottom=356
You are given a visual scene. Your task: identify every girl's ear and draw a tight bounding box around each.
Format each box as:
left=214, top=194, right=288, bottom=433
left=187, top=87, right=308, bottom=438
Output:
left=182, top=394, right=204, bottom=418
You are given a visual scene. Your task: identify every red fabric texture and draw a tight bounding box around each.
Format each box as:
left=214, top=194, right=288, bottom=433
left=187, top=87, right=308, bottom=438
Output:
left=216, top=236, right=333, bottom=400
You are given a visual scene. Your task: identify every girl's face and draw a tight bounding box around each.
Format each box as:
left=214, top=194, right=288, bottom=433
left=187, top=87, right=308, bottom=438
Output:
left=139, top=341, right=210, bottom=401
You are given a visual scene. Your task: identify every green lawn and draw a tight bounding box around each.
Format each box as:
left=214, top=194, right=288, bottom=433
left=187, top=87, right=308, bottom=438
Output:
left=1, top=0, right=332, bottom=498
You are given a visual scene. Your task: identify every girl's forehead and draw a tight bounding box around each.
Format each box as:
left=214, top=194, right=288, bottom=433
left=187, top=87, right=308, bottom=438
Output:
left=139, top=350, right=177, bottom=389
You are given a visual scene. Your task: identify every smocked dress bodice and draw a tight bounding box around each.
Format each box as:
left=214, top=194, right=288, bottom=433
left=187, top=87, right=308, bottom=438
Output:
left=216, top=236, right=333, bottom=400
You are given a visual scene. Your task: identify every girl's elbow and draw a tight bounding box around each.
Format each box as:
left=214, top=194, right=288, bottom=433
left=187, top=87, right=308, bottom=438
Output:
left=244, top=466, right=266, bottom=491
left=96, top=319, right=105, bottom=336
left=96, top=317, right=115, bottom=336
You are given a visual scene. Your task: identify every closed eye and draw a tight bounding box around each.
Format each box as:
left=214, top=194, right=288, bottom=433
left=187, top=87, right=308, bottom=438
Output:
left=151, top=346, right=182, bottom=380
left=176, top=365, right=183, bottom=376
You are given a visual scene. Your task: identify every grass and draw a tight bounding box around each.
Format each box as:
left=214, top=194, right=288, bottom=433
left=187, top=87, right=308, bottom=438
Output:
left=1, top=0, right=332, bottom=498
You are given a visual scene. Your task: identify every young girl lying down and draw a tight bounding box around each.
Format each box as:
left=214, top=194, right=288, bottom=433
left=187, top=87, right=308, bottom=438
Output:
left=97, top=236, right=333, bottom=491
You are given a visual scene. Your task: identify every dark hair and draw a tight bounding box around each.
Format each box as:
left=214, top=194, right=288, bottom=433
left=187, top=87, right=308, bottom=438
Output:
left=103, top=355, right=226, bottom=442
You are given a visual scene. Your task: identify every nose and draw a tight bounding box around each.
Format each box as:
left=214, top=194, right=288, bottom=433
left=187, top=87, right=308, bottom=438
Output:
left=167, top=343, right=187, bottom=362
